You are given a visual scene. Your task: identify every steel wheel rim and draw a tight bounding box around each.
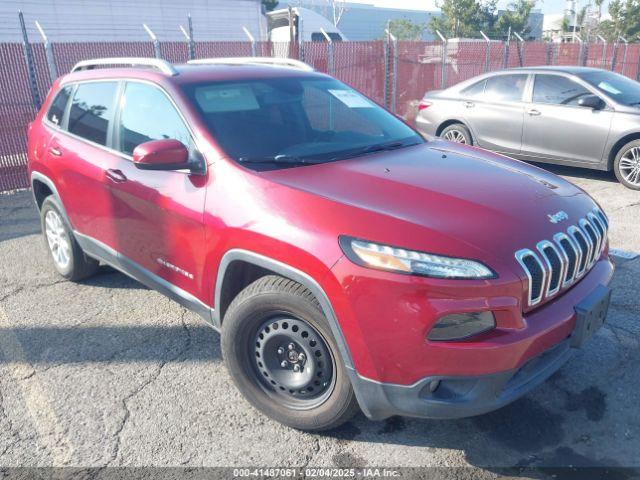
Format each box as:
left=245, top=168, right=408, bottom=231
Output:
left=443, top=129, right=467, bottom=144
left=45, top=210, right=71, bottom=269
left=252, top=316, right=335, bottom=410
left=620, top=147, right=640, bottom=186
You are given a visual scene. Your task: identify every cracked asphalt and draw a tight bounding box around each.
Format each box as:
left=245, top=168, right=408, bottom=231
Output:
left=0, top=164, right=639, bottom=476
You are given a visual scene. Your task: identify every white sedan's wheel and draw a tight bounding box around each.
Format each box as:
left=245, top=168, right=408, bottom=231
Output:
left=614, top=140, right=640, bottom=190
left=443, top=129, right=467, bottom=143
left=618, top=147, right=640, bottom=187
left=440, top=123, right=473, bottom=145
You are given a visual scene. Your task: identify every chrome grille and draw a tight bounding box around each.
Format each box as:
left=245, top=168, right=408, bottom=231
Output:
left=515, top=208, right=609, bottom=308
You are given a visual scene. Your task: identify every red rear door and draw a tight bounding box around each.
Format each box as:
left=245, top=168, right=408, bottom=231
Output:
left=46, top=81, right=123, bottom=248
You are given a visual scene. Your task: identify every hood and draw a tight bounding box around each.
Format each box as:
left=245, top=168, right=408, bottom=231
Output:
left=259, top=141, right=598, bottom=264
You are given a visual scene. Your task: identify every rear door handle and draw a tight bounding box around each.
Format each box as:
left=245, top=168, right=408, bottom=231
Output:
left=48, top=146, right=62, bottom=157
left=105, top=169, right=127, bottom=183
left=464, top=101, right=475, bottom=108
left=527, top=109, right=541, bottom=116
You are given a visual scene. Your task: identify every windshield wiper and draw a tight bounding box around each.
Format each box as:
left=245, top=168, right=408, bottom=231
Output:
left=237, top=155, right=323, bottom=165
left=332, top=140, right=420, bottom=161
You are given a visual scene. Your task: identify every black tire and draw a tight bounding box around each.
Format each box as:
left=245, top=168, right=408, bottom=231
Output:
left=40, top=195, right=99, bottom=281
left=221, top=275, right=359, bottom=431
left=613, top=139, right=640, bottom=190
left=440, top=123, right=473, bottom=145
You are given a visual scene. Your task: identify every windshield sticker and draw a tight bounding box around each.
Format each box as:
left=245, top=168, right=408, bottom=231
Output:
left=597, top=82, right=621, bottom=95
left=195, top=85, right=259, bottom=113
left=328, top=89, right=375, bottom=108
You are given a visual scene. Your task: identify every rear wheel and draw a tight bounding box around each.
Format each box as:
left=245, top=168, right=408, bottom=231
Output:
left=221, top=275, right=359, bottom=431
left=440, top=123, right=473, bottom=145
left=40, top=195, right=99, bottom=281
left=613, top=140, right=640, bottom=190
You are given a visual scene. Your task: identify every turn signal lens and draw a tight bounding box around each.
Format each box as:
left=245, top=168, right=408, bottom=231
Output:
left=428, top=312, right=496, bottom=341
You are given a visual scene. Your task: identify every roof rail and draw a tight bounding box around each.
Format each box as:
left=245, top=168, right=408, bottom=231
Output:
left=187, top=57, right=314, bottom=72
left=70, top=57, right=178, bottom=76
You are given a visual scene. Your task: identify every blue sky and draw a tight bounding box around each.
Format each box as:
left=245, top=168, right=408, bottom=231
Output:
left=349, top=0, right=609, bottom=15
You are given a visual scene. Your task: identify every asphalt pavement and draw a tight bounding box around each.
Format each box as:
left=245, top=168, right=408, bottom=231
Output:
left=0, top=165, right=639, bottom=477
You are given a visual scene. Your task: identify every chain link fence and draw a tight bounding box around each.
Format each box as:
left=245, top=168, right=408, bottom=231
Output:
left=2, top=32, right=640, bottom=192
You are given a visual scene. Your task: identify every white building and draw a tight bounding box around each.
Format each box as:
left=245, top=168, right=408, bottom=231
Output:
left=0, top=0, right=266, bottom=42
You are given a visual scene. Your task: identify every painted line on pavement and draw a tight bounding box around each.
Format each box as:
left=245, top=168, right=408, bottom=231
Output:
left=0, top=304, right=74, bottom=465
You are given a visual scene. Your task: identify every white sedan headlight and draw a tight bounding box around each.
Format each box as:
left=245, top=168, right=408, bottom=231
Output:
left=339, top=237, right=495, bottom=279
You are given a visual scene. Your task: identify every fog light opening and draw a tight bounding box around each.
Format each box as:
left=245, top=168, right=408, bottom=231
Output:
left=427, top=311, right=496, bottom=342
left=428, top=380, right=441, bottom=393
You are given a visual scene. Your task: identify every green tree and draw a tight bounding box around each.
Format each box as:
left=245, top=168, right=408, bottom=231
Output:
left=429, top=0, right=497, bottom=38
left=386, top=18, right=426, bottom=40
left=262, top=0, right=279, bottom=12
left=595, top=0, right=640, bottom=41
left=495, top=0, right=536, bottom=37
left=429, top=0, right=478, bottom=38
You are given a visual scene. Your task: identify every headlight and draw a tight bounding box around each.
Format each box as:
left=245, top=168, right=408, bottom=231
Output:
left=339, top=237, right=495, bottom=279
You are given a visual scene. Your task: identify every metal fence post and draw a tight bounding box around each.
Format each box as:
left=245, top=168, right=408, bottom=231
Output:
left=180, top=14, right=195, bottom=60
left=618, top=36, right=628, bottom=74
left=436, top=30, right=447, bottom=89
left=480, top=30, right=491, bottom=72
left=573, top=35, right=583, bottom=66
left=180, top=25, right=195, bottom=60
left=243, top=27, right=257, bottom=57
left=34, top=20, right=57, bottom=84
left=384, top=29, right=390, bottom=109
left=579, top=38, right=589, bottom=66
left=143, top=24, right=162, bottom=59
left=298, top=18, right=305, bottom=62
left=611, top=40, right=619, bottom=71
left=320, top=28, right=334, bottom=75
left=188, top=13, right=195, bottom=55
left=391, top=32, right=398, bottom=114
left=513, top=31, right=524, bottom=66
left=546, top=41, right=553, bottom=65
left=503, top=27, right=511, bottom=68
left=597, top=35, right=607, bottom=68
left=18, top=11, right=41, bottom=109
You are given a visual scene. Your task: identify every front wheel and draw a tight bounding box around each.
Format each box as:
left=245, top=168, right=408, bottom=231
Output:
left=613, top=140, right=640, bottom=190
left=221, top=275, right=359, bottom=431
left=440, top=123, right=473, bottom=145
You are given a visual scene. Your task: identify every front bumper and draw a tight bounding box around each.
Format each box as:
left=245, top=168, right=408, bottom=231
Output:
left=350, top=336, right=573, bottom=420
left=341, top=259, right=614, bottom=421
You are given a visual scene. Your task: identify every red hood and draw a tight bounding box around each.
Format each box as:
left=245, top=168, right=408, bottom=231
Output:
left=259, top=140, right=598, bottom=268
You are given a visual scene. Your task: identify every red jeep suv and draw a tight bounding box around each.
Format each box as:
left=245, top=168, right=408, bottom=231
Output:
left=27, top=57, right=614, bottom=431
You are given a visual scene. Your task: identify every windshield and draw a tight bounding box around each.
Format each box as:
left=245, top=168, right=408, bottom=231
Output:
left=580, top=71, right=640, bottom=106
left=182, top=76, right=423, bottom=169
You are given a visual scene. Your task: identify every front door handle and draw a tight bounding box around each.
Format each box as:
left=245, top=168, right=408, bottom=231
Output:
left=464, top=101, right=475, bottom=108
left=48, top=146, right=62, bottom=157
left=105, top=169, right=127, bottom=183
left=527, top=109, right=541, bottom=116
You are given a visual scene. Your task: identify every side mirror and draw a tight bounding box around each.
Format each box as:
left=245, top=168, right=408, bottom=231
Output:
left=578, top=95, right=605, bottom=110
left=133, top=139, right=192, bottom=172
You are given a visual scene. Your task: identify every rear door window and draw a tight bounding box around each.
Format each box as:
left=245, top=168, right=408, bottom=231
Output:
left=67, top=82, right=118, bottom=146
left=484, top=74, right=527, bottom=102
left=533, top=75, right=592, bottom=105
left=117, top=82, right=192, bottom=156
left=47, top=86, right=72, bottom=127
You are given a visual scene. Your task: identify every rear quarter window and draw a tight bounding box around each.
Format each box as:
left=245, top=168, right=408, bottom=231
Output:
left=47, top=86, right=72, bottom=127
left=461, top=80, right=486, bottom=98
